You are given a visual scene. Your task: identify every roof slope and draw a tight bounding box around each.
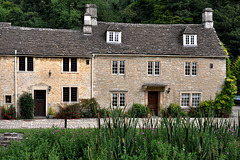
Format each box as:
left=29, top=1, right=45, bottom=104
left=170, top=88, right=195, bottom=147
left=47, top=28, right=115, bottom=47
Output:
left=0, top=21, right=226, bottom=57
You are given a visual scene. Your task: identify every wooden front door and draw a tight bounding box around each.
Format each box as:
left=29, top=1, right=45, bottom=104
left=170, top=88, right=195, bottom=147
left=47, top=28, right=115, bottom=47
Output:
left=34, top=90, right=46, bottom=116
left=148, top=91, right=158, bottom=116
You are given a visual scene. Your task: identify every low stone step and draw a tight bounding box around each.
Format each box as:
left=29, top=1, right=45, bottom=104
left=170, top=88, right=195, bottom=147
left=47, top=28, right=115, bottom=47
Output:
left=4, top=132, right=18, bottom=137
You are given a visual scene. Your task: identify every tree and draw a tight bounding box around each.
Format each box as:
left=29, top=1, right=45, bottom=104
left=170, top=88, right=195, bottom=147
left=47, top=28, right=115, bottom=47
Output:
left=232, top=56, right=240, bottom=94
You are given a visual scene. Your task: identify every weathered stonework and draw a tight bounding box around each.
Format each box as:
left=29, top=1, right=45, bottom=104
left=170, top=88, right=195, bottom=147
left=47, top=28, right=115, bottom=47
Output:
left=0, top=56, right=91, bottom=115
left=93, top=55, right=226, bottom=113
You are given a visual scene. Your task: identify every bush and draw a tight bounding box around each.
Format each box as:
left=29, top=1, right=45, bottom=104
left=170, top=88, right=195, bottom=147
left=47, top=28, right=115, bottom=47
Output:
left=1, top=105, right=16, bottom=119
left=55, top=104, right=81, bottom=119
left=49, top=106, right=53, bottom=115
left=19, top=92, right=34, bottom=119
left=79, top=98, right=100, bottom=118
left=187, top=106, right=204, bottom=117
left=167, top=103, right=181, bottom=116
left=129, top=103, right=149, bottom=118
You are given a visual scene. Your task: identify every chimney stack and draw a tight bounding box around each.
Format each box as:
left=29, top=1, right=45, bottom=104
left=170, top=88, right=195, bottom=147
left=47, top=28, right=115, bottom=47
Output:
left=83, top=4, right=97, bottom=35
left=202, top=8, right=214, bottom=28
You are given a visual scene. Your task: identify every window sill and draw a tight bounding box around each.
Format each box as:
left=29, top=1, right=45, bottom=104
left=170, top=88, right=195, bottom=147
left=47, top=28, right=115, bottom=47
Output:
left=61, top=71, right=79, bottom=74
left=18, top=71, right=34, bottom=73
left=61, top=101, right=78, bottom=104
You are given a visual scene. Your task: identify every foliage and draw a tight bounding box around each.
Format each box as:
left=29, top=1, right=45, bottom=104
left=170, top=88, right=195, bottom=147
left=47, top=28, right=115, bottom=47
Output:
left=128, top=103, right=150, bottom=118
left=232, top=56, right=240, bottom=94
left=1, top=105, right=16, bottom=119
left=79, top=98, right=100, bottom=118
left=55, top=103, right=81, bottom=119
left=162, top=103, right=186, bottom=117
left=1, top=114, right=239, bottom=159
left=0, top=0, right=239, bottom=59
left=19, top=92, right=34, bottom=119
left=48, top=106, right=53, bottom=115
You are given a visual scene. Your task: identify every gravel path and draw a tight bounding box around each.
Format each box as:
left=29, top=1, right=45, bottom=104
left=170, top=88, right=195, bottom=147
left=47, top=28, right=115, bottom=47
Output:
left=0, top=107, right=239, bottom=129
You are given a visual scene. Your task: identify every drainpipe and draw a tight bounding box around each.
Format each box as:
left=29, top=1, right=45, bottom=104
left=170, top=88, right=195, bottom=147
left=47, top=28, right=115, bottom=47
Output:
left=91, top=54, right=95, bottom=98
left=14, top=50, right=17, bottom=117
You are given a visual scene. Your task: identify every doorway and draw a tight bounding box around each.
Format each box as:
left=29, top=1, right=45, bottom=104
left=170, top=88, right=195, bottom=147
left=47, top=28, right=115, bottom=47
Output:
left=148, top=91, right=159, bottom=116
left=34, top=90, right=46, bottom=116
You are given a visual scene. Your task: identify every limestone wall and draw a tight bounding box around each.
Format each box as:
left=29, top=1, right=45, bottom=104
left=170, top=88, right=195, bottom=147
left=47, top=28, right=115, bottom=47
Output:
left=93, top=55, right=226, bottom=110
left=0, top=56, right=91, bottom=115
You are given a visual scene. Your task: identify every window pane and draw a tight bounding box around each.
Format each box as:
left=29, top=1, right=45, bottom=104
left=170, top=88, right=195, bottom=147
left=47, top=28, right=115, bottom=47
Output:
left=63, top=87, right=69, bottom=102
left=190, top=35, right=195, bottom=45
left=112, top=61, right=118, bottom=74
left=63, top=58, right=69, bottom=72
left=109, top=32, right=113, bottom=41
left=148, top=61, right=153, bottom=75
left=186, top=35, right=190, bottom=45
left=71, top=87, right=77, bottom=102
left=181, top=93, right=190, bottom=107
left=119, top=61, right=125, bottom=74
left=120, top=93, right=125, bottom=107
left=19, top=57, right=25, bottom=71
left=27, top=57, right=33, bottom=71
left=155, top=61, right=160, bottom=75
left=192, top=62, right=197, bottom=76
left=115, top=32, right=119, bottom=42
left=185, top=62, right=191, bottom=76
left=192, top=93, right=201, bottom=107
left=71, top=58, right=77, bottom=72
left=112, top=93, right=118, bottom=107
left=5, top=95, right=11, bottom=103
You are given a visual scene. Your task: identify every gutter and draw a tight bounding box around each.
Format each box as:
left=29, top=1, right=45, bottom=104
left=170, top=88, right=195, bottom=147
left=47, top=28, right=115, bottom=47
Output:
left=91, top=54, right=95, bottom=98
left=14, top=50, right=17, bottom=117
left=92, top=54, right=227, bottom=59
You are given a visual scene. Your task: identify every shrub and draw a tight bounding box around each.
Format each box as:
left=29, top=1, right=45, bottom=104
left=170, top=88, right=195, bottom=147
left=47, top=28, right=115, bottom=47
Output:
left=1, top=105, right=16, bottom=119
left=167, top=103, right=181, bottom=117
left=79, top=98, right=100, bottom=118
left=187, top=106, right=204, bottom=117
left=19, top=92, right=34, bottom=119
left=55, top=104, right=81, bottom=119
left=49, top=106, right=53, bottom=115
left=129, top=103, right=149, bottom=118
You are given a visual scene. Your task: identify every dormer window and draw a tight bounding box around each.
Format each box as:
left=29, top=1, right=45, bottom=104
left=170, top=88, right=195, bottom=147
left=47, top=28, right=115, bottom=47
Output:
left=107, top=31, right=121, bottom=44
left=183, top=34, right=197, bottom=46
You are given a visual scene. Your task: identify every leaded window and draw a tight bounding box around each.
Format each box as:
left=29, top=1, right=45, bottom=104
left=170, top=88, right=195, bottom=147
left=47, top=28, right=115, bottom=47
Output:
left=185, top=62, right=191, bottom=76
left=181, top=93, right=190, bottom=107
left=148, top=61, right=153, bottom=75
left=192, top=93, right=201, bottom=107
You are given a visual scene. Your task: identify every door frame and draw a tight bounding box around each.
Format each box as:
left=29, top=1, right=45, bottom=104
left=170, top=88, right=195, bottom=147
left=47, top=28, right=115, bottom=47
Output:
left=144, top=86, right=165, bottom=116
left=32, top=86, right=48, bottom=117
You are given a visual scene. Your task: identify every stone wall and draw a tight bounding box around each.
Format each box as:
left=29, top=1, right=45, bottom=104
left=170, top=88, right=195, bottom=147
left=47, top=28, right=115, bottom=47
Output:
left=93, top=55, right=226, bottom=111
left=0, top=56, right=91, bottom=115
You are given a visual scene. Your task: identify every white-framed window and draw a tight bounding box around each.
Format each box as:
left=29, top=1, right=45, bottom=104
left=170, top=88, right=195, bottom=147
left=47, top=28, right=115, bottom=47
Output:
left=148, top=61, right=153, bottom=75
left=155, top=61, right=160, bottom=75
left=112, top=60, right=125, bottom=75
left=19, top=57, right=34, bottom=71
left=5, top=95, right=12, bottom=104
left=192, top=93, right=201, bottom=107
left=63, top=58, right=77, bottom=72
left=185, top=62, right=191, bottom=76
left=181, top=93, right=190, bottom=107
left=192, top=62, right=197, bottom=76
left=183, top=34, right=197, bottom=46
left=148, top=61, right=160, bottom=76
left=185, top=62, right=198, bottom=76
left=107, top=31, right=121, bottom=44
left=111, top=93, right=125, bottom=108
left=62, top=87, right=78, bottom=102
left=181, top=93, right=201, bottom=108
left=112, top=61, right=118, bottom=75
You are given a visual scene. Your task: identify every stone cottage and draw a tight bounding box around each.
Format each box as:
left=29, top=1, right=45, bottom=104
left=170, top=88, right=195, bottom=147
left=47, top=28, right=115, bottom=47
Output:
left=0, top=5, right=226, bottom=117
